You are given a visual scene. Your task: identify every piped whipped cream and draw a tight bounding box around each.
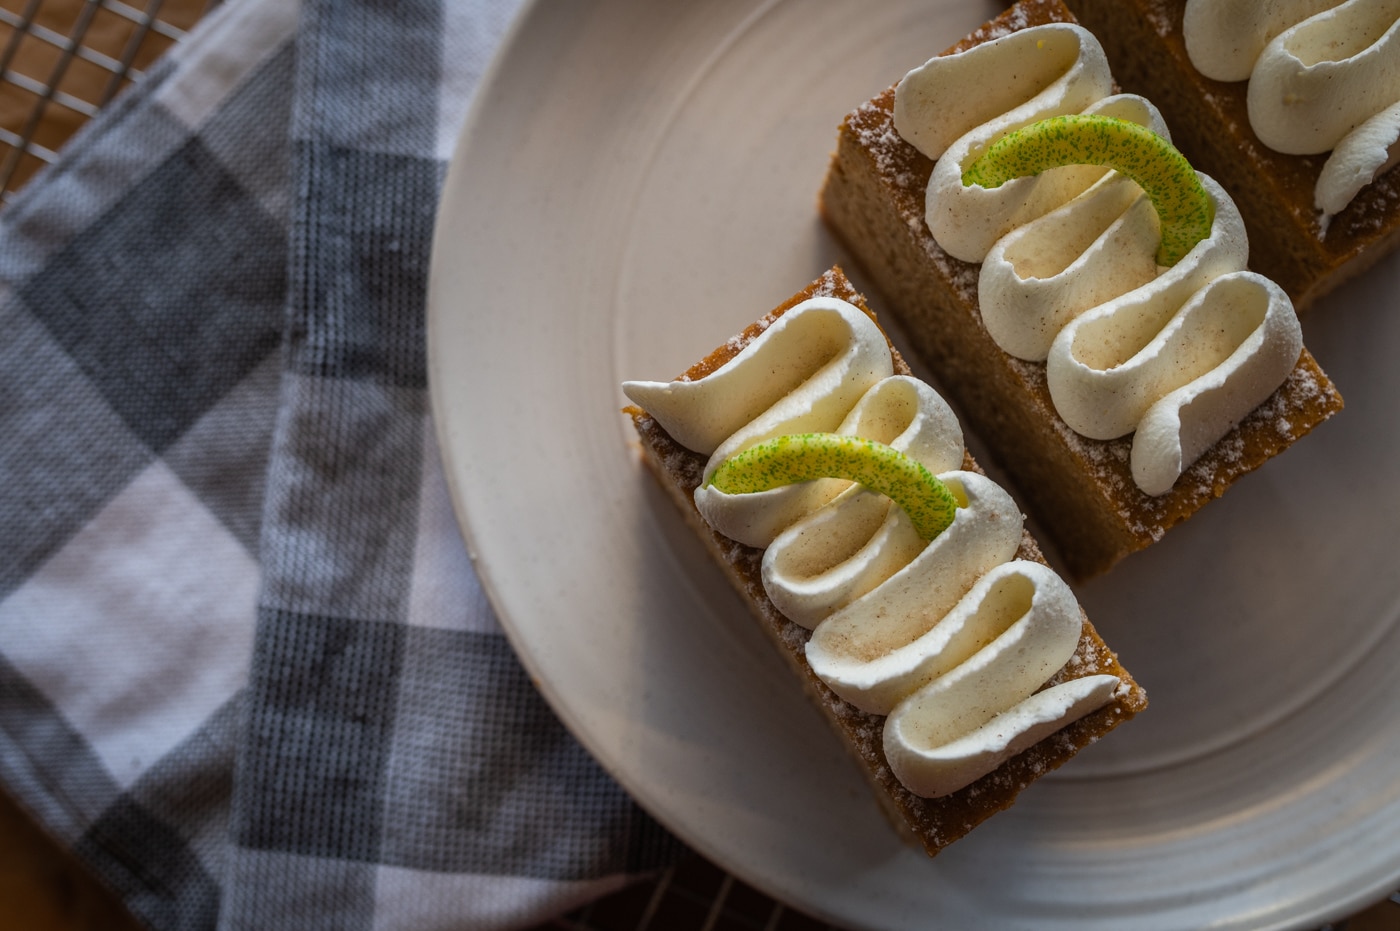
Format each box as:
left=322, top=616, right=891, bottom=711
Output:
left=623, top=299, right=1118, bottom=798
left=894, top=23, right=1303, bottom=495
left=1184, top=0, right=1400, bottom=226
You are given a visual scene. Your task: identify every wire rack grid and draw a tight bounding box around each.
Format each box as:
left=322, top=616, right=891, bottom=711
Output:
left=0, top=0, right=211, bottom=200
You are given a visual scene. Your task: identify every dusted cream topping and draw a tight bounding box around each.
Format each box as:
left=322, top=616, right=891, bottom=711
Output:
left=1049, top=261, right=1302, bottom=496
left=760, top=374, right=963, bottom=625
left=619, top=297, right=891, bottom=460
left=623, top=299, right=1117, bottom=797
left=1316, top=102, right=1400, bottom=217
left=1185, top=0, right=1400, bottom=224
left=897, top=22, right=1114, bottom=263
left=1182, top=0, right=1340, bottom=81
left=623, top=297, right=893, bottom=546
left=894, top=23, right=1303, bottom=495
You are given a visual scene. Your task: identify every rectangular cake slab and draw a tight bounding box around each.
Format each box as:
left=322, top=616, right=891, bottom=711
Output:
left=626, top=267, right=1147, bottom=856
left=818, top=0, right=1345, bottom=579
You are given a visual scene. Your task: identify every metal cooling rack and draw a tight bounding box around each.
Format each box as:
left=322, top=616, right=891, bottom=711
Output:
left=0, top=0, right=211, bottom=200
left=530, top=860, right=1400, bottom=931
left=536, top=853, right=845, bottom=931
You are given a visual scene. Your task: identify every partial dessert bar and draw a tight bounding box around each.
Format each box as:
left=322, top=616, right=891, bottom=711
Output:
left=1066, top=0, right=1400, bottom=311
left=819, top=0, right=1344, bottom=579
left=623, top=267, right=1146, bottom=857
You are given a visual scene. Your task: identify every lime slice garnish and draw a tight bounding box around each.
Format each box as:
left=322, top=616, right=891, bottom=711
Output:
left=708, top=433, right=958, bottom=541
left=962, top=113, right=1214, bottom=267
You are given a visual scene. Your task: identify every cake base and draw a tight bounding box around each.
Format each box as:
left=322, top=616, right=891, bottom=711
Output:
left=626, top=267, right=1147, bottom=857
left=1065, top=0, right=1400, bottom=312
left=818, top=0, right=1344, bottom=580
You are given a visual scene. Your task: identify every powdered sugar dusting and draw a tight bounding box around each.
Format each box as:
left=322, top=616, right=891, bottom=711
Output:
left=968, top=4, right=1032, bottom=43
left=853, top=100, right=924, bottom=191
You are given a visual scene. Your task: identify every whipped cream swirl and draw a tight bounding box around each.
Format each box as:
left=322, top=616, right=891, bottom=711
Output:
left=894, top=23, right=1303, bottom=495
left=1184, top=0, right=1400, bottom=224
left=623, top=299, right=1118, bottom=798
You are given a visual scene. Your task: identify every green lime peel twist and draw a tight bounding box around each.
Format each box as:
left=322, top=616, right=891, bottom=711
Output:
left=707, top=433, right=958, bottom=542
left=961, top=114, right=1214, bottom=267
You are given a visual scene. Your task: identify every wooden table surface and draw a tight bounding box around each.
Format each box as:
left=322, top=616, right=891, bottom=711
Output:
left=1, top=787, right=143, bottom=930
left=2, top=2, right=1400, bottom=930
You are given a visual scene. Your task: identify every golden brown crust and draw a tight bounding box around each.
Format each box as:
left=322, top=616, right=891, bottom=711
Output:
left=817, top=0, right=1345, bottom=579
left=1065, top=0, right=1400, bottom=311
left=626, top=267, right=1146, bottom=857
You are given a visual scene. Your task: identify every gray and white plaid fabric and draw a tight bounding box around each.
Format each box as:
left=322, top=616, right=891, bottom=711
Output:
left=0, top=0, right=678, bottom=928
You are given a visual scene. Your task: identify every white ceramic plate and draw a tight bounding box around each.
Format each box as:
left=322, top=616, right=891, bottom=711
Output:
left=427, top=1, right=1400, bottom=927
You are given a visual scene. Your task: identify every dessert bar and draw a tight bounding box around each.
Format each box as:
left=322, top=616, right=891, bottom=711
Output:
left=622, top=268, right=1145, bottom=856
left=819, top=0, right=1344, bottom=579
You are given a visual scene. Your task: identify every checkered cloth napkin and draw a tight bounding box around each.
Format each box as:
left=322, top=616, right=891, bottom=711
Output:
left=0, top=0, right=679, bottom=928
